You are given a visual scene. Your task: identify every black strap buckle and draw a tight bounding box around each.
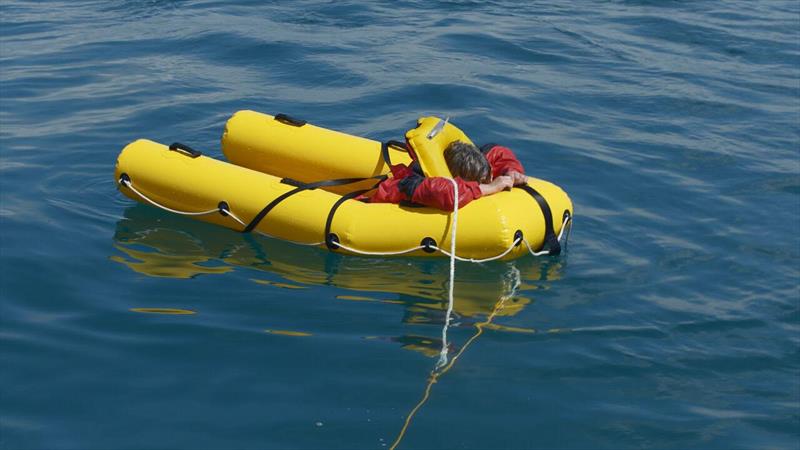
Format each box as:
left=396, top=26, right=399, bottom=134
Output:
left=380, top=140, right=408, bottom=167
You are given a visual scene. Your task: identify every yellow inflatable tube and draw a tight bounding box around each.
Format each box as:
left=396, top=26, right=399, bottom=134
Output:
left=222, top=110, right=413, bottom=194
left=114, top=139, right=570, bottom=259
left=221, top=111, right=479, bottom=188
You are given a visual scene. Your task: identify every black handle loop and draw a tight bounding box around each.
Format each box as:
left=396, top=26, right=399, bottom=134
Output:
left=274, top=113, right=307, bottom=127
left=380, top=140, right=409, bottom=167
left=168, top=142, right=202, bottom=158
left=517, top=185, right=561, bottom=255
left=324, top=177, right=386, bottom=250
left=386, top=140, right=408, bottom=151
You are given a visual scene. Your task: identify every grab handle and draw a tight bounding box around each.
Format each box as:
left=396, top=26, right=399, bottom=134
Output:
left=168, top=142, right=202, bottom=158
left=274, top=113, right=307, bottom=127
left=385, top=140, right=408, bottom=151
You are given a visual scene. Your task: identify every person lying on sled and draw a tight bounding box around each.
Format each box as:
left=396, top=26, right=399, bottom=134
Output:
left=368, top=141, right=529, bottom=210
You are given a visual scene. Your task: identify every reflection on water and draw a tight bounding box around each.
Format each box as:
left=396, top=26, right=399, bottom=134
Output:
left=112, top=206, right=565, bottom=320
left=112, top=205, right=568, bottom=446
left=264, top=329, right=313, bottom=337
left=113, top=205, right=567, bottom=356
left=251, top=278, right=308, bottom=289
left=391, top=290, right=520, bottom=450
left=130, top=307, right=197, bottom=315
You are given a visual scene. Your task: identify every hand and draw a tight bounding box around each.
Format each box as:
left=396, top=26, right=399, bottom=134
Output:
left=506, top=170, right=528, bottom=186
left=480, top=175, right=514, bottom=196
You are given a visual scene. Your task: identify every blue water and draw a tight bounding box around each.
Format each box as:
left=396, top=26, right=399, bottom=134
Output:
left=2, top=1, right=799, bottom=449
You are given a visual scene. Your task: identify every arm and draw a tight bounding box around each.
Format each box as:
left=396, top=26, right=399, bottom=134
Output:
left=485, top=145, right=525, bottom=178
left=485, top=144, right=528, bottom=186
left=479, top=175, right=514, bottom=196
left=410, top=176, right=483, bottom=211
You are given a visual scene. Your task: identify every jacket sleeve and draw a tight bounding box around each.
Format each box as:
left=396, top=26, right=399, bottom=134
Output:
left=485, top=145, right=525, bottom=179
left=410, top=177, right=482, bottom=211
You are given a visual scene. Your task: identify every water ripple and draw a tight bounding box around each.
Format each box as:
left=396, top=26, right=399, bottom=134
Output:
left=1, top=0, right=798, bottom=448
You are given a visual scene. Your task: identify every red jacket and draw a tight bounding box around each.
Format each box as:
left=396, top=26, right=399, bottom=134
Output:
left=369, top=144, right=524, bottom=210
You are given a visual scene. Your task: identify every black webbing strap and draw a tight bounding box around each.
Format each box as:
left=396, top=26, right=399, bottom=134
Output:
left=518, top=185, right=561, bottom=255
left=324, top=177, right=386, bottom=249
left=242, top=175, right=387, bottom=233
left=380, top=140, right=408, bottom=167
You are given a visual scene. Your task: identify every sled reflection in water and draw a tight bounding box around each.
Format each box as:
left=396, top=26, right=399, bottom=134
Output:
left=113, top=205, right=568, bottom=444
left=112, top=205, right=566, bottom=351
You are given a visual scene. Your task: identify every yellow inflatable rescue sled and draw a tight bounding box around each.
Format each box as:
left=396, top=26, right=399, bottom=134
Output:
left=114, top=111, right=572, bottom=260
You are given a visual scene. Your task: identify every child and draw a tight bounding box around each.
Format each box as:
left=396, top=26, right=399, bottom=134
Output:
left=369, top=141, right=529, bottom=210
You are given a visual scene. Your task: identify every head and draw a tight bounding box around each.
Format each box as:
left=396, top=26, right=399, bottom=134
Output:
left=444, top=141, right=491, bottom=183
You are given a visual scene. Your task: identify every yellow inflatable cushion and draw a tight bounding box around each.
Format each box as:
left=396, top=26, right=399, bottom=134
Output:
left=405, top=117, right=475, bottom=178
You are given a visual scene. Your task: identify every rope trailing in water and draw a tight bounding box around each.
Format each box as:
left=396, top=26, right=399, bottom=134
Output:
left=389, top=265, right=522, bottom=450
left=438, top=178, right=458, bottom=370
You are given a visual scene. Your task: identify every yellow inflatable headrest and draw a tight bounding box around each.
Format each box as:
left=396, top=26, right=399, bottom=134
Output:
left=405, top=117, right=475, bottom=178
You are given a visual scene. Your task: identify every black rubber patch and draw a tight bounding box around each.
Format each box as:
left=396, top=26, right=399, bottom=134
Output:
left=326, top=233, right=340, bottom=250
left=421, top=237, right=437, bottom=253
left=218, top=201, right=230, bottom=216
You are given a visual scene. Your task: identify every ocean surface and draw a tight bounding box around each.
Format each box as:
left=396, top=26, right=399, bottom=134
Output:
left=1, top=1, right=798, bottom=449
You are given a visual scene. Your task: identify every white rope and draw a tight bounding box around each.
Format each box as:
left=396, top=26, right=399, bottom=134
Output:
left=556, top=214, right=572, bottom=242
left=121, top=178, right=219, bottom=216
left=254, top=231, right=325, bottom=247
left=225, top=210, right=247, bottom=228
left=120, top=177, right=246, bottom=228
left=329, top=238, right=525, bottom=261
left=435, top=178, right=459, bottom=369
left=523, top=215, right=572, bottom=257
left=523, top=239, right=549, bottom=256
left=333, top=242, right=426, bottom=256
left=432, top=237, right=520, bottom=263
left=120, top=176, right=571, bottom=260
